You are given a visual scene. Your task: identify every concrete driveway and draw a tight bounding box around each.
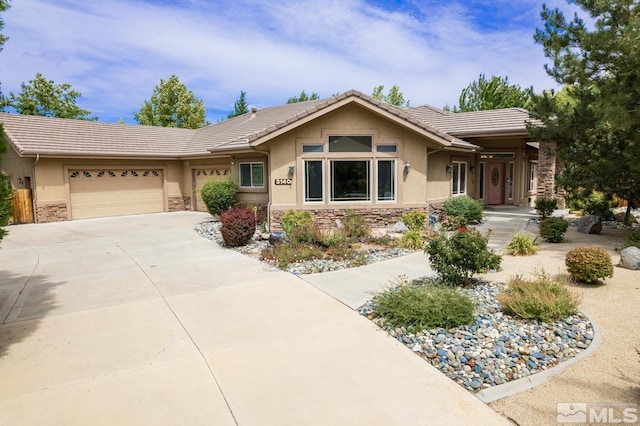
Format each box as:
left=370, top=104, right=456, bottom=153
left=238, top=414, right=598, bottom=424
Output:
left=0, top=212, right=507, bottom=425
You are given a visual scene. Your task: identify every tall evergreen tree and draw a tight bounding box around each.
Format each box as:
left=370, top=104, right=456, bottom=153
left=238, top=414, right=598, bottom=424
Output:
left=134, top=74, right=209, bottom=128
left=0, top=0, right=12, bottom=242
left=528, top=0, right=640, bottom=221
left=228, top=90, right=249, bottom=118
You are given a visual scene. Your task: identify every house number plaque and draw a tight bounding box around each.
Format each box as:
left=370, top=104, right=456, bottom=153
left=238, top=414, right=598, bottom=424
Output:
left=274, top=178, right=293, bottom=185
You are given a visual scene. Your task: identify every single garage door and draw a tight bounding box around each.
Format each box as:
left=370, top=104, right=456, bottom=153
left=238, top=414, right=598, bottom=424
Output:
left=193, top=167, right=231, bottom=212
left=69, top=169, right=164, bottom=219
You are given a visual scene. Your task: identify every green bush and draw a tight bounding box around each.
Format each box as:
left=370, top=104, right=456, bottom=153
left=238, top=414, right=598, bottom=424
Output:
left=535, top=198, right=557, bottom=219
left=316, top=229, right=346, bottom=248
left=567, top=190, right=614, bottom=219
left=280, top=210, right=315, bottom=234
left=219, top=206, right=256, bottom=247
left=498, top=271, right=581, bottom=322
left=371, top=277, right=475, bottom=331
left=440, top=215, right=469, bottom=231
left=540, top=217, right=569, bottom=243
left=343, top=210, right=370, bottom=239
left=398, top=229, right=424, bottom=250
left=287, top=223, right=316, bottom=244
left=443, top=196, right=483, bottom=224
left=401, top=210, right=427, bottom=231
left=200, top=179, right=239, bottom=216
left=260, top=242, right=324, bottom=269
left=625, top=229, right=640, bottom=249
left=506, top=232, right=539, bottom=256
left=425, top=227, right=501, bottom=285
left=565, top=246, right=613, bottom=283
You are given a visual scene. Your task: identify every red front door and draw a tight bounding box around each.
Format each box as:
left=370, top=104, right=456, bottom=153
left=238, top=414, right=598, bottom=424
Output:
left=487, top=163, right=505, bottom=205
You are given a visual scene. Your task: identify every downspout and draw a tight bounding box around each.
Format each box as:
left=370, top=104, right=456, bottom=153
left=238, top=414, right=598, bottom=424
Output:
left=251, top=145, right=272, bottom=231
left=32, top=153, right=40, bottom=223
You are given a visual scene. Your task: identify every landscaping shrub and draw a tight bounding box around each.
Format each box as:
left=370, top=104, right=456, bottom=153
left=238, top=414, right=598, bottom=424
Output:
left=506, top=232, right=538, bottom=256
left=424, top=227, right=501, bottom=285
left=498, top=271, right=581, bottom=322
left=440, top=215, right=469, bottom=231
left=443, top=196, right=483, bottom=224
left=201, top=179, right=239, bottom=216
left=343, top=210, right=370, bottom=239
left=567, top=190, right=614, bottom=219
left=287, top=222, right=316, bottom=244
left=398, top=229, right=424, bottom=250
left=279, top=210, right=315, bottom=235
left=539, top=217, right=569, bottom=243
left=401, top=210, right=427, bottom=231
left=625, top=229, right=640, bottom=249
left=371, top=277, right=475, bottom=331
left=219, top=206, right=256, bottom=247
left=535, top=198, right=557, bottom=219
left=261, top=242, right=324, bottom=269
left=565, top=246, right=613, bottom=283
left=316, top=229, right=346, bottom=248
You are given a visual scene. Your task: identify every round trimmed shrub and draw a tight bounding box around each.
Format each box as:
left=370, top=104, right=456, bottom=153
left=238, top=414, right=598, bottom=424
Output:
left=535, top=198, right=557, bottom=219
left=443, top=196, right=483, bottom=224
left=201, top=179, right=239, bottom=216
left=540, top=217, right=569, bottom=243
left=220, top=206, right=256, bottom=247
left=565, top=246, right=613, bottom=283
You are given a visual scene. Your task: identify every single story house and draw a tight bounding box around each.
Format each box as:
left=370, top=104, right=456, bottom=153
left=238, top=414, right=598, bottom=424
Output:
left=0, top=90, right=561, bottom=228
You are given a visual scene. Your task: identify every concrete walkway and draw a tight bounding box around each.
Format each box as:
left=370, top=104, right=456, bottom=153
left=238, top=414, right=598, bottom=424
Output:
left=0, top=212, right=507, bottom=425
left=302, top=208, right=535, bottom=309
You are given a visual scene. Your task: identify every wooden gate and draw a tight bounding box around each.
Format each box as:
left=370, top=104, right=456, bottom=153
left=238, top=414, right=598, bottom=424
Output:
left=11, top=189, right=35, bottom=224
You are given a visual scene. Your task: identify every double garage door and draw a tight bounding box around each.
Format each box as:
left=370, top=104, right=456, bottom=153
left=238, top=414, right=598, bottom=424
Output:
left=69, top=169, right=164, bottom=220
left=193, top=167, right=231, bottom=212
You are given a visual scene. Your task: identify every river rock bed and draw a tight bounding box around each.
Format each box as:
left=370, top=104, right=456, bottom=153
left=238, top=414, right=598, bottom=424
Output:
left=194, top=220, right=413, bottom=275
left=358, top=281, right=594, bottom=392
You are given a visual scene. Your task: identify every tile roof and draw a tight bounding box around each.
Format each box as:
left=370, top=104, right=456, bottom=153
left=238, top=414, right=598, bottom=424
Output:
left=0, top=113, right=196, bottom=158
left=0, top=90, right=534, bottom=159
left=407, top=105, right=532, bottom=137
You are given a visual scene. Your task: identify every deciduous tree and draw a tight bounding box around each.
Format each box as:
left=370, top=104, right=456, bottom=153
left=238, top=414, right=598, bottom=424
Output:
left=528, top=0, right=640, bottom=221
left=287, top=90, right=319, bottom=103
left=2, top=73, right=97, bottom=120
left=134, top=74, right=209, bottom=128
left=449, top=74, right=533, bottom=112
left=372, top=84, right=410, bottom=107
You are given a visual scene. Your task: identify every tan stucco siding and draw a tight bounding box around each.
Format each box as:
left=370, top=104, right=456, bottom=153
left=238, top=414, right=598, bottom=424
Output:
left=0, top=146, right=34, bottom=189
left=400, top=134, right=427, bottom=203
left=427, top=151, right=451, bottom=202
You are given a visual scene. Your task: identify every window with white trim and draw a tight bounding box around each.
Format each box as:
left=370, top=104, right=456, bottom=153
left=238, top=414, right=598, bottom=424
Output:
left=507, top=162, right=515, bottom=200
left=377, top=159, right=396, bottom=201
left=304, top=160, right=324, bottom=202
left=239, top=162, right=264, bottom=188
left=452, top=161, right=467, bottom=195
left=528, top=161, right=538, bottom=192
left=330, top=160, right=370, bottom=202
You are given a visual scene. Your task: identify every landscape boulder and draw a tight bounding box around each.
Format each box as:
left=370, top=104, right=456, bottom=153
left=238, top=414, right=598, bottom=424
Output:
left=577, top=215, right=602, bottom=234
left=268, top=230, right=287, bottom=245
left=619, top=246, right=640, bottom=270
left=387, top=221, right=409, bottom=234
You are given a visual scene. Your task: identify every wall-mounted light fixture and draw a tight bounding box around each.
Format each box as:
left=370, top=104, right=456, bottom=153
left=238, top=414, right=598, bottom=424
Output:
left=288, top=162, right=295, bottom=175
left=446, top=164, right=453, bottom=173
left=470, top=164, right=475, bottom=173
left=404, top=161, right=411, bottom=174
left=17, top=177, right=23, bottom=185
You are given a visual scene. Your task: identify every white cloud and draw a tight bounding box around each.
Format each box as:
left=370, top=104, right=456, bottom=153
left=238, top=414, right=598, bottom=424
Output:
left=0, top=0, right=572, bottom=122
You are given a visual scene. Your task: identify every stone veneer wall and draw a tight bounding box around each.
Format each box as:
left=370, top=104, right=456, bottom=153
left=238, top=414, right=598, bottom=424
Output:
left=36, top=202, right=68, bottom=223
left=183, top=196, right=191, bottom=211
left=269, top=206, right=434, bottom=231
left=537, top=141, right=566, bottom=208
left=168, top=196, right=186, bottom=212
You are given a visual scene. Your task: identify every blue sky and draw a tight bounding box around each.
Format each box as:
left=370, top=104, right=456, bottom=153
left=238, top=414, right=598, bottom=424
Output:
left=0, top=0, right=579, bottom=124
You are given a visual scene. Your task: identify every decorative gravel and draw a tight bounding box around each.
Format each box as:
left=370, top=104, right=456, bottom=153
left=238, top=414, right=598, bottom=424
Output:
left=358, top=281, right=594, bottom=392
left=194, top=220, right=413, bottom=275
